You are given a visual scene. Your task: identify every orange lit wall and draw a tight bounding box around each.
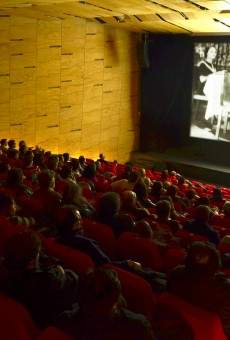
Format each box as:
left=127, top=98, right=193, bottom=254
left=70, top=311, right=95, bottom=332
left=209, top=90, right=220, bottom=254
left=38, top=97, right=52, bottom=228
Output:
left=0, top=16, right=140, bottom=162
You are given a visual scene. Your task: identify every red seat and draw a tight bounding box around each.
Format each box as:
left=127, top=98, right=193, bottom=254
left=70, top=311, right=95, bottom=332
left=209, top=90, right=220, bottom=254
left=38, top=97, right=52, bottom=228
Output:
left=83, top=221, right=116, bottom=258
left=42, top=238, right=94, bottom=274
left=38, top=327, right=74, bottom=340
left=0, top=294, right=39, bottom=340
left=117, top=232, right=163, bottom=271
left=157, top=293, right=227, bottom=340
left=104, top=264, right=156, bottom=325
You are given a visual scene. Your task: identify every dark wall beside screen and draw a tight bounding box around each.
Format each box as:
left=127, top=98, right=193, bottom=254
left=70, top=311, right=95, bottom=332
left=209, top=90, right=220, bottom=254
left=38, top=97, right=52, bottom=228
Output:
left=140, top=34, right=230, bottom=167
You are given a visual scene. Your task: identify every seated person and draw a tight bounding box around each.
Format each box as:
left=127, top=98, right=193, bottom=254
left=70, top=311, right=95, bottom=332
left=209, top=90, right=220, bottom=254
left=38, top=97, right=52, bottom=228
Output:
left=60, top=164, right=76, bottom=185
left=0, top=168, right=33, bottom=208
left=155, top=200, right=181, bottom=241
left=32, top=170, right=62, bottom=230
left=168, top=242, right=230, bottom=338
left=133, top=179, right=155, bottom=209
left=184, top=205, right=220, bottom=245
left=7, top=139, right=16, bottom=151
left=134, top=220, right=154, bottom=240
left=7, top=149, right=22, bottom=168
left=212, top=201, right=230, bottom=228
left=19, top=140, right=28, bottom=159
left=96, top=192, right=121, bottom=225
left=56, top=206, right=111, bottom=265
left=56, top=206, right=164, bottom=289
left=0, top=231, right=79, bottom=329
left=63, top=152, right=70, bottom=164
left=210, top=187, right=225, bottom=210
left=111, top=213, right=135, bottom=238
left=167, top=184, right=186, bottom=210
left=67, top=268, right=155, bottom=340
left=121, top=190, right=151, bottom=221
left=151, top=181, right=164, bottom=203
left=22, top=151, right=40, bottom=184
left=0, top=138, right=8, bottom=154
left=111, top=171, right=139, bottom=194
left=63, top=182, right=95, bottom=218
left=0, top=193, right=35, bottom=228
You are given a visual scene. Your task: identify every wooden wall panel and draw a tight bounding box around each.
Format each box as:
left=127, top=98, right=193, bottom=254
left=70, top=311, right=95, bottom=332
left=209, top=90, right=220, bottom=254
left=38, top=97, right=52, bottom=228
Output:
left=0, top=15, right=139, bottom=163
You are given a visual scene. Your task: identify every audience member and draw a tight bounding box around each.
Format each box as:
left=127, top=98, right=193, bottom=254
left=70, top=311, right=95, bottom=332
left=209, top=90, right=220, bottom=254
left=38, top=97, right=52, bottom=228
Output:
left=184, top=205, right=220, bottom=245
left=168, top=242, right=230, bottom=338
left=0, top=231, right=79, bottom=329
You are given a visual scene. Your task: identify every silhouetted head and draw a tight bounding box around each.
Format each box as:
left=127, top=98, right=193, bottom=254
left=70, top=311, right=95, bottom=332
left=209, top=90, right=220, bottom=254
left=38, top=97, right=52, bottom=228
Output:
left=7, top=168, right=24, bottom=186
left=186, top=242, right=221, bottom=276
left=4, top=231, right=41, bottom=270
left=38, top=170, right=55, bottom=190
left=156, top=200, right=171, bottom=220
left=135, top=220, right=153, bottom=239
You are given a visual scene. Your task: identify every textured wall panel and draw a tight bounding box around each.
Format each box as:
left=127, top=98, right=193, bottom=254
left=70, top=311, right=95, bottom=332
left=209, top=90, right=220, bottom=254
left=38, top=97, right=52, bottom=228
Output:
left=0, top=15, right=139, bottom=163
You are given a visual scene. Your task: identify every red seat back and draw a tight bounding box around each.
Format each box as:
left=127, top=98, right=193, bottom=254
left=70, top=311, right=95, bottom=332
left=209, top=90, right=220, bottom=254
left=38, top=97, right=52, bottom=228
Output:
left=117, top=232, right=163, bottom=271
left=104, top=264, right=155, bottom=325
left=0, top=294, right=38, bottom=340
left=83, top=221, right=116, bottom=258
left=42, top=238, right=94, bottom=274
left=38, top=327, right=74, bottom=340
left=157, top=293, right=227, bottom=340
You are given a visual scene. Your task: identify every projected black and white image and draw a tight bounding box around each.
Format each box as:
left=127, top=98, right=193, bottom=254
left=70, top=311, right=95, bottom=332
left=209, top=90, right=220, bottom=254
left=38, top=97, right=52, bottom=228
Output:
left=190, top=42, right=230, bottom=142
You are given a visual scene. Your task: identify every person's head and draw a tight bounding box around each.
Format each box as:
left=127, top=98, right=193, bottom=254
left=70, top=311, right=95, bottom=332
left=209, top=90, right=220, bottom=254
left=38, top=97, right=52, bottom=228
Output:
left=206, top=46, right=217, bottom=62
left=19, top=140, right=27, bottom=154
left=98, top=192, right=121, bottom=221
left=144, top=177, right=152, bottom=193
left=134, top=220, right=153, bottom=239
left=122, top=190, right=137, bottom=209
left=79, top=268, right=123, bottom=317
left=8, top=139, right=16, bottom=150
left=186, top=242, right=221, bottom=276
left=151, top=181, right=163, bottom=198
left=127, top=171, right=139, bottom=184
left=195, top=205, right=210, bottom=223
left=0, top=193, right=16, bottom=216
left=133, top=179, right=148, bottom=201
left=71, top=158, right=79, bottom=171
left=38, top=170, right=55, bottom=190
left=99, top=153, right=105, bottom=161
left=112, top=213, right=135, bottom=238
left=7, top=149, right=19, bottom=159
left=57, top=206, right=83, bottom=236
left=186, top=189, right=196, bottom=200
left=4, top=231, right=42, bottom=270
left=83, top=163, right=97, bottom=179
left=177, top=176, right=185, bottom=185
left=63, top=182, right=82, bottom=205
left=156, top=200, right=171, bottom=220
left=60, top=164, right=72, bottom=180
left=79, top=156, right=85, bottom=165
left=19, top=140, right=26, bottom=149
left=139, top=168, right=146, bottom=178
left=33, top=151, right=44, bottom=167
left=23, top=150, right=34, bottom=167
left=223, top=201, right=230, bottom=217
left=212, top=187, right=223, bottom=202
left=161, top=170, right=168, bottom=181
left=0, top=139, right=7, bottom=147
left=7, top=168, right=24, bottom=186
left=167, top=185, right=178, bottom=199
left=63, top=152, right=70, bottom=163
left=47, top=155, right=59, bottom=172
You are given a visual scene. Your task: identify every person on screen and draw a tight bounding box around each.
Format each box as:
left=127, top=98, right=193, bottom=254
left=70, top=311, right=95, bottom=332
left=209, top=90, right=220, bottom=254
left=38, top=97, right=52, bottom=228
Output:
left=197, top=46, right=217, bottom=95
